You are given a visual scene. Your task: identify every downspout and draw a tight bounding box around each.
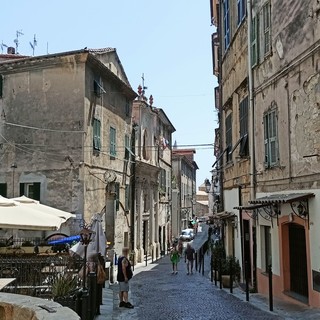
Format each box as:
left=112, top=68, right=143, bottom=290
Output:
left=247, top=0, right=257, bottom=290
left=130, top=124, right=136, bottom=260
left=247, top=0, right=255, bottom=201
left=218, top=0, right=224, bottom=214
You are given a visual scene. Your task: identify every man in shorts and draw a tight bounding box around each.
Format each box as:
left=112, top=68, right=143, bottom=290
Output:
left=184, top=243, right=195, bottom=275
left=117, top=247, right=134, bottom=308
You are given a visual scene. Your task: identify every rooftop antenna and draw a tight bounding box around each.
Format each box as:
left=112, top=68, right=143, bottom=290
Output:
left=1, top=41, right=8, bottom=54
left=14, top=30, right=24, bottom=54
left=29, top=34, right=37, bottom=56
left=141, top=73, right=148, bottom=97
left=46, top=42, right=49, bottom=55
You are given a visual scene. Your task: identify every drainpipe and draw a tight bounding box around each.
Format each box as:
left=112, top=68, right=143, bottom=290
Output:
left=130, top=125, right=136, bottom=260
left=247, top=0, right=255, bottom=201
left=247, top=0, right=258, bottom=290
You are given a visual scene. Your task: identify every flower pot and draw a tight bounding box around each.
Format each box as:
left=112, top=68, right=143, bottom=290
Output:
left=221, top=275, right=236, bottom=288
left=54, top=296, right=77, bottom=312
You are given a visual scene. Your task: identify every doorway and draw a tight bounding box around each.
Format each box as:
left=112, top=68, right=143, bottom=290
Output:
left=143, top=220, right=148, bottom=254
left=289, top=224, right=308, bottom=299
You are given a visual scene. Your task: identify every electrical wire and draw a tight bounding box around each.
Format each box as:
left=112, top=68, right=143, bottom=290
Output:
left=5, top=122, right=85, bottom=133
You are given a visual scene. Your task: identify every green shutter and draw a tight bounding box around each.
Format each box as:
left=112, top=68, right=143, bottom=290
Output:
left=33, top=183, right=41, bottom=201
left=110, top=127, right=116, bottom=156
left=97, top=120, right=101, bottom=150
left=0, top=183, right=7, bottom=197
left=115, top=183, right=120, bottom=211
left=93, top=119, right=101, bottom=151
left=125, top=184, right=130, bottom=211
left=20, top=183, right=25, bottom=196
left=251, top=16, right=259, bottom=66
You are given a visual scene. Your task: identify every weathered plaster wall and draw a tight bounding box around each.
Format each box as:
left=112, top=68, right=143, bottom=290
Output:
left=0, top=55, right=85, bottom=217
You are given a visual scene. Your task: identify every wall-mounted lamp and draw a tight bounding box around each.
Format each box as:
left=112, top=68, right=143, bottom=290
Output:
left=290, top=201, right=308, bottom=218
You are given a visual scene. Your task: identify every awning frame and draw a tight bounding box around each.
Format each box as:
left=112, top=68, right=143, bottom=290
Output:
left=234, top=193, right=315, bottom=228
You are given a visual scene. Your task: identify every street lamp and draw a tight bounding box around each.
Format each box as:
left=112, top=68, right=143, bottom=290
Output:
left=79, top=223, right=94, bottom=320
left=204, top=179, right=211, bottom=193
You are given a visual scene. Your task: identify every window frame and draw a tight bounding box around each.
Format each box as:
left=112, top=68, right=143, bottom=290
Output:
left=237, top=0, right=246, bottom=26
left=93, top=118, right=101, bottom=151
left=251, top=15, right=259, bottom=66
left=20, top=182, right=41, bottom=201
left=225, top=113, right=233, bottom=163
left=110, top=126, right=117, bottom=157
left=263, top=226, right=272, bottom=272
left=262, top=1, right=271, bottom=56
left=223, top=0, right=231, bottom=51
left=264, top=108, right=279, bottom=168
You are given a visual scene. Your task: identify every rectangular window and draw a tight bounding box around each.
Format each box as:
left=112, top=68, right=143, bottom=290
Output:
left=239, top=97, right=249, bottom=156
left=0, top=183, right=7, bottom=197
left=237, top=0, right=246, bottom=25
left=262, top=226, right=272, bottom=272
left=264, top=109, right=278, bottom=167
left=124, top=134, right=130, bottom=160
left=110, top=127, right=117, bottom=157
left=225, top=113, right=232, bottom=163
left=93, top=119, right=101, bottom=151
left=223, top=0, right=230, bottom=50
left=263, top=2, right=271, bottom=56
left=251, top=15, right=259, bottom=66
left=160, top=169, right=166, bottom=194
left=20, top=182, right=41, bottom=201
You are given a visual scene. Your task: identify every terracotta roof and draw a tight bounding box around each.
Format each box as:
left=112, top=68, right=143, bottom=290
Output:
left=0, top=54, right=29, bottom=61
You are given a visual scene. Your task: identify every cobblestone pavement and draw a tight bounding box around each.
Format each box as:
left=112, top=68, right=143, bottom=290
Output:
left=118, top=255, right=282, bottom=320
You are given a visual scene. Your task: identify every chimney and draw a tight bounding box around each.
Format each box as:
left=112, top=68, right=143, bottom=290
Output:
left=7, top=47, right=15, bottom=54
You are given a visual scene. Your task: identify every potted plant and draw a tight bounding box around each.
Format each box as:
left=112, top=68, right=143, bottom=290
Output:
left=52, top=274, right=78, bottom=311
left=220, top=256, right=241, bottom=288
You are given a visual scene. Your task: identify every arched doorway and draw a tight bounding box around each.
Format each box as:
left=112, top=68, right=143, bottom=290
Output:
left=283, top=223, right=308, bottom=302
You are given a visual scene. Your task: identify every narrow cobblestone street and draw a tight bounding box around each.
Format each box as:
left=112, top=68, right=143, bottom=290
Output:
left=115, top=254, right=282, bottom=320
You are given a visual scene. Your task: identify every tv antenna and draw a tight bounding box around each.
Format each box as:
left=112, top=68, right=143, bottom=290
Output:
left=29, top=34, right=37, bottom=56
left=141, top=73, right=148, bottom=96
left=14, top=30, right=24, bottom=54
left=1, top=41, right=8, bottom=54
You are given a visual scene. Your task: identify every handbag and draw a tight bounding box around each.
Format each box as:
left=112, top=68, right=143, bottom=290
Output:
left=97, top=264, right=107, bottom=284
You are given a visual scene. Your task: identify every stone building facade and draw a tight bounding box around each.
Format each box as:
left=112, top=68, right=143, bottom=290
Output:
left=212, top=0, right=320, bottom=307
left=171, top=149, right=198, bottom=236
left=132, top=95, right=175, bottom=262
left=0, top=48, right=136, bottom=255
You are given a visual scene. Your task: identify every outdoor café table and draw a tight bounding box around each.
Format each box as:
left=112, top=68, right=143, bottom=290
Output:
left=0, top=278, right=16, bottom=291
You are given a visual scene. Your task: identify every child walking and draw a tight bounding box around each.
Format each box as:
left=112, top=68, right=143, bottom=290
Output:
left=170, top=245, right=180, bottom=274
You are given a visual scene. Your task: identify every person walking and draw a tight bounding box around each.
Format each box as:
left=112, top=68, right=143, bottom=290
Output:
left=184, top=243, right=195, bottom=275
left=117, top=247, right=134, bottom=308
left=170, top=245, right=180, bottom=274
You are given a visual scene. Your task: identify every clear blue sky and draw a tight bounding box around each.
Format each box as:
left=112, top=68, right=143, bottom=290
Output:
left=1, top=0, right=218, bottom=186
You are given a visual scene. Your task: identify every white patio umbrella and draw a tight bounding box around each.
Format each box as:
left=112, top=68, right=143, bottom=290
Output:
left=0, top=196, right=63, bottom=231
left=69, top=215, right=106, bottom=258
left=12, top=196, right=76, bottom=220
